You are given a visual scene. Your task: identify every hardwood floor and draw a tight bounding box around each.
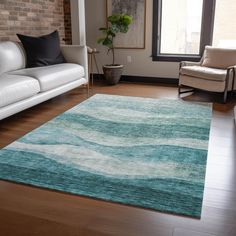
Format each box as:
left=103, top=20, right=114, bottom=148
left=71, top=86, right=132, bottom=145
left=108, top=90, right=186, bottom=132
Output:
left=0, top=81, right=235, bottom=236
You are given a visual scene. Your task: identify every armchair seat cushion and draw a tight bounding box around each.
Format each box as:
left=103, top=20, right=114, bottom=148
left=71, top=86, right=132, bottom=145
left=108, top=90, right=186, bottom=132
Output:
left=10, top=63, right=85, bottom=92
left=180, top=66, right=227, bottom=82
left=0, top=74, right=40, bottom=108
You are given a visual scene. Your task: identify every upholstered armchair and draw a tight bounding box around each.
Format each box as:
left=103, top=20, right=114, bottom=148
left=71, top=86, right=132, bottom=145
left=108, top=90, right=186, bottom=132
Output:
left=179, top=46, right=236, bottom=103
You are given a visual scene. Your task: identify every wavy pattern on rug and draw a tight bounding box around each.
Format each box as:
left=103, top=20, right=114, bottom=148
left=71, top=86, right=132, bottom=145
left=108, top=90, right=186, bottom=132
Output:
left=0, top=94, right=212, bottom=217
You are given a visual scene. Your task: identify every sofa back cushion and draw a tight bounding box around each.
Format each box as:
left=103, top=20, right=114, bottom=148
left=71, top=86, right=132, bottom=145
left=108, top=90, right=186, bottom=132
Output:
left=202, top=46, right=236, bottom=69
left=0, top=41, right=26, bottom=75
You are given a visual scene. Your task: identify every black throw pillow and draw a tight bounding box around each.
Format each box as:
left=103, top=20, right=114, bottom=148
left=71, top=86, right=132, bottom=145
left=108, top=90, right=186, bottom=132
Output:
left=17, top=31, right=66, bottom=68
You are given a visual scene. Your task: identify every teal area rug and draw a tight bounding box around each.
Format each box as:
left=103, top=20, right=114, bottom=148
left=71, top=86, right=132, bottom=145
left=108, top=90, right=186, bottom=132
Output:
left=0, top=94, right=212, bottom=218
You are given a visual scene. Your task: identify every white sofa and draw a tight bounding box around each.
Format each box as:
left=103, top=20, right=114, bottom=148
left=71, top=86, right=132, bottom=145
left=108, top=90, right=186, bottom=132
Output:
left=0, top=41, right=88, bottom=120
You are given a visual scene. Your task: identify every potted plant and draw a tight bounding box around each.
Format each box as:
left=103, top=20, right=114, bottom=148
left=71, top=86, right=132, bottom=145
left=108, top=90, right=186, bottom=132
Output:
left=97, top=14, right=132, bottom=85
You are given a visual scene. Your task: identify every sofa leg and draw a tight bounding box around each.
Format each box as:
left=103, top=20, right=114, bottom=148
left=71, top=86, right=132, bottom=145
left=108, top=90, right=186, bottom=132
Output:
left=86, top=83, right=90, bottom=98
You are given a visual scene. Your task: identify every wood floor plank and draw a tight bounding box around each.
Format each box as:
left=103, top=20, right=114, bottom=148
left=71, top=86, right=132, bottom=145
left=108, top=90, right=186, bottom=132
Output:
left=0, top=208, right=109, bottom=236
left=173, top=228, right=217, bottom=236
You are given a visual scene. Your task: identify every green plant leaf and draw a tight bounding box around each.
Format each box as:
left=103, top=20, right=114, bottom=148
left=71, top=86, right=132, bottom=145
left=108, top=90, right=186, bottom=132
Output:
left=122, top=15, right=133, bottom=25
left=103, top=37, right=113, bottom=48
left=107, top=29, right=116, bottom=37
left=110, top=25, right=119, bottom=33
left=97, top=38, right=105, bottom=44
left=99, top=27, right=108, bottom=31
left=108, top=14, right=120, bottom=23
left=119, top=25, right=128, bottom=33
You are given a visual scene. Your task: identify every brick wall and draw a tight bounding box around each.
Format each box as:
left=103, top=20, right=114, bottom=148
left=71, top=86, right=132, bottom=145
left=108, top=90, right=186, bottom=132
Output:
left=0, top=0, right=72, bottom=44
left=64, top=0, right=72, bottom=44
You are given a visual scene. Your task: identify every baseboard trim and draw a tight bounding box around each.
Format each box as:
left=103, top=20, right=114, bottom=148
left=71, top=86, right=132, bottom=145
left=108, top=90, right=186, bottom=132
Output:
left=92, top=74, right=179, bottom=85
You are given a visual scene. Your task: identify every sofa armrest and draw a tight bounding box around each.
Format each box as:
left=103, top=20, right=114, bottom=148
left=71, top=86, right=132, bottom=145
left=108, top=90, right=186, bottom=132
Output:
left=61, top=45, right=88, bottom=82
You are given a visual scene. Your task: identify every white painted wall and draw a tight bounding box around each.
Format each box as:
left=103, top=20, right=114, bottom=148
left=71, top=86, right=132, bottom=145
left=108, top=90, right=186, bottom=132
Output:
left=213, top=0, right=236, bottom=47
left=85, top=0, right=179, bottom=79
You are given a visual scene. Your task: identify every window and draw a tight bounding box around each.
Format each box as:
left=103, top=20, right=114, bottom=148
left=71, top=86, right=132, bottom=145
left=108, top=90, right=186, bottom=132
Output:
left=213, top=0, right=236, bottom=47
left=152, top=0, right=216, bottom=61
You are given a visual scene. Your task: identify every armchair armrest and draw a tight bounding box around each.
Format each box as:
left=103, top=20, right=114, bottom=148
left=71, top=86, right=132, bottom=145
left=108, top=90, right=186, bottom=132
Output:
left=225, top=65, right=236, bottom=92
left=60, top=45, right=88, bottom=82
left=227, top=65, right=236, bottom=70
left=226, top=65, right=236, bottom=76
left=180, top=61, right=202, bottom=69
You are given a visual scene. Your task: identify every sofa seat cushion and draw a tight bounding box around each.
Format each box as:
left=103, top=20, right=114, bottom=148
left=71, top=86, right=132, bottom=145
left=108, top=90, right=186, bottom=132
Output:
left=10, top=63, right=84, bottom=92
left=0, top=74, right=40, bottom=108
left=180, top=65, right=227, bottom=82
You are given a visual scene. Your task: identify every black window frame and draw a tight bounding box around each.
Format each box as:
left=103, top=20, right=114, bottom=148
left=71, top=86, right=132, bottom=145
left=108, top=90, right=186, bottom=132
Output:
left=152, top=0, right=216, bottom=62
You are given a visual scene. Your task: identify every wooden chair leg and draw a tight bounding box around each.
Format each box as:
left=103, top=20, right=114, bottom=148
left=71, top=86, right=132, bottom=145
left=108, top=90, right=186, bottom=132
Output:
left=88, top=53, right=92, bottom=89
left=178, top=85, right=181, bottom=97
left=93, top=53, right=100, bottom=75
left=223, top=90, right=228, bottom=104
left=90, top=54, right=94, bottom=88
left=178, top=85, right=195, bottom=96
left=223, top=72, right=231, bottom=103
